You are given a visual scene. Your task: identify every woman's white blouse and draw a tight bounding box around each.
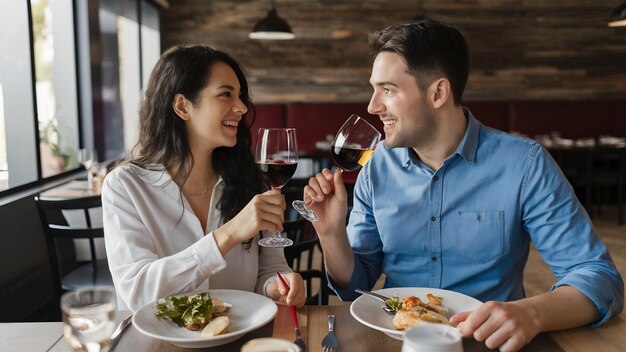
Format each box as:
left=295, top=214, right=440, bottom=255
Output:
left=102, top=164, right=291, bottom=311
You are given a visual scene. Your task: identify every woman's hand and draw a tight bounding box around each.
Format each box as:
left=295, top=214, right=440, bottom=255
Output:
left=266, top=272, right=306, bottom=307
left=214, top=189, right=285, bottom=252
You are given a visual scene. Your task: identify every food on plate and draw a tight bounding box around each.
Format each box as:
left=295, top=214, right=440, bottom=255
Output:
left=201, top=316, right=230, bottom=336
left=386, top=294, right=450, bottom=330
left=155, top=291, right=232, bottom=334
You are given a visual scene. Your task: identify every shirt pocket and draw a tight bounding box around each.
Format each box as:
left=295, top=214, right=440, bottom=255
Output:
left=452, top=211, right=504, bottom=263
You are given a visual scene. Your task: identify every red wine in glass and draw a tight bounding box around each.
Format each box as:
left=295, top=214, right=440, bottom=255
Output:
left=257, top=160, right=298, bottom=189
left=255, top=128, right=298, bottom=247
left=292, top=114, right=381, bottom=222
left=330, top=146, right=375, bottom=172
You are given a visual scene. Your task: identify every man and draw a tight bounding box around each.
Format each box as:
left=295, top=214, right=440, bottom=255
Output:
left=304, top=18, right=623, bottom=351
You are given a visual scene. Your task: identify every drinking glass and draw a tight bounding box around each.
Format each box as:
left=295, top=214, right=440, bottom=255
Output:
left=61, top=287, right=117, bottom=352
left=401, top=324, right=463, bottom=352
left=241, top=338, right=302, bottom=352
left=255, top=128, right=298, bottom=247
left=77, top=148, right=96, bottom=188
left=292, top=114, right=381, bottom=222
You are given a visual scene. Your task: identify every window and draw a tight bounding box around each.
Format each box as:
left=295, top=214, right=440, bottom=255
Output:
left=0, top=84, right=7, bottom=190
left=0, top=1, right=39, bottom=191
left=0, top=0, right=161, bottom=195
left=31, top=0, right=80, bottom=178
left=92, top=0, right=160, bottom=161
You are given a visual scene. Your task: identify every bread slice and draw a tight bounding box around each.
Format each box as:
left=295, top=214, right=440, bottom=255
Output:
left=201, top=316, right=230, bottom=336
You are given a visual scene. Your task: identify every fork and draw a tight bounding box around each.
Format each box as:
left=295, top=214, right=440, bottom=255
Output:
left=321, top=314, right=337, bottom=352
left=276, top=272, right=307, bottom=352
left=355, top=288, right=396, bottom=315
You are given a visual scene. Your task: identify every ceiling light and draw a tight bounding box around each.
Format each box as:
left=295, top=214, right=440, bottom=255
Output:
left=249, top=2, right=295, bottom=40
left=608, top=2, right=626, bottom=27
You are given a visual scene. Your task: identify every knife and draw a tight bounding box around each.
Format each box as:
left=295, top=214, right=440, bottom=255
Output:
left=109, top=314, right=133, bottom=350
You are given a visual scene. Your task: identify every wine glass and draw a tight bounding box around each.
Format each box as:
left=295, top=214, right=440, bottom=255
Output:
left=292, top=114, right=381, bottom=222
left=61, top=288, right=117, bottom=352
left=255, top=128, right=298, bottom=247
left=77, top=148, right=95, bottom=188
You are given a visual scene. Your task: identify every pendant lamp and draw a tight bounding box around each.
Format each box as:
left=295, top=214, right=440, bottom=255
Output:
left=249, top=1, right=295, bottom=40
left=608, top=2, right=626, bottom=27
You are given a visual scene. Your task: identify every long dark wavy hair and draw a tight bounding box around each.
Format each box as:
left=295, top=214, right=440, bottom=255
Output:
left=128, top=44, right=265, bottom=223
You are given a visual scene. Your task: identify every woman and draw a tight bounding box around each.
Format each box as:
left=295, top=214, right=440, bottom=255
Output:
left=102, top=44, right=305, bottom=312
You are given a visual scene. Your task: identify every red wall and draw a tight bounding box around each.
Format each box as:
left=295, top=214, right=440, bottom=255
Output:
left=249, top=100, right=626, bottom=152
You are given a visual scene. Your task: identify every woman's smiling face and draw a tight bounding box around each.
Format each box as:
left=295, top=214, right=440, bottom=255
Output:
left=184, top=61, right=248, bottom=150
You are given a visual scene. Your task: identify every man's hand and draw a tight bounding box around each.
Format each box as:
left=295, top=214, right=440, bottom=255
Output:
left=303, top=168, right=354, bottom=287
left=303, top=168, right=348, bottom=235
left=450, top=286, right=599, bottom=351
left=450, top=301, right=541, bottom=352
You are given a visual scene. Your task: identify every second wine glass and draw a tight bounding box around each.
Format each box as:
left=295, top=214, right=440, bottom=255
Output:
left=77, top=148, right=96, bottom=189
left=292, top=114, right=381, bottom=222
left=255, top=128, right=298, bottom=247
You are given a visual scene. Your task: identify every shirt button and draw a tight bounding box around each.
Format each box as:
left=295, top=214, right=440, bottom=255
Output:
left=432, top=256, right=437, bottom=261
left=431, top=216, right=436, bottom=222
left=433, top=175, right=439, bottom=181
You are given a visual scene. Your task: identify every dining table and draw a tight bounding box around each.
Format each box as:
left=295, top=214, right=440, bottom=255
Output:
left=39, top=179, right=101, bottom=199
left=3, top=302, right=625, bottom=352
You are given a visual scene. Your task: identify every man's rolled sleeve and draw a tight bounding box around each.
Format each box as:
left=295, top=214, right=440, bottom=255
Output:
left=551, top=266, right=624, bottom=327
left=327, top=253, right=373, bottom=301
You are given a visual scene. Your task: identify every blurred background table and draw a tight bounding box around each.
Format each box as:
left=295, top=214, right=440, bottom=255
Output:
left=39, top=179, right=101, bottom=199
left=545, top=144, right=626, bottom=224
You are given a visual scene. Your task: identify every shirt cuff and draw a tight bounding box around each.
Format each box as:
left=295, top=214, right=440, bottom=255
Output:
left=327, top=254, right=369, bottom=301
left=192, top=231, right=227, bottom=277
left=551, top=272, right=624, bottom=327
left=262, top=276, right=275, bottom=297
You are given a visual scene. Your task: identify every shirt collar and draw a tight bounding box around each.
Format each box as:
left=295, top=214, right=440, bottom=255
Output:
left=455, top=107, right=480, bottom=163
left=125, top=163, right=172, bottom=187
left=401, top=107, right=480, bottom=167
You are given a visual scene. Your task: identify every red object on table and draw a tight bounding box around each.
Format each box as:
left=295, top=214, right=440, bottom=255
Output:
left=276, top=272, right=299, bottom=328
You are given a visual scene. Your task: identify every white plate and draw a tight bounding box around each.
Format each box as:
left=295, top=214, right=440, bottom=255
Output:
left=133, top=289, right=277, bottom=348
left=350, top=287, right=482, bottom=340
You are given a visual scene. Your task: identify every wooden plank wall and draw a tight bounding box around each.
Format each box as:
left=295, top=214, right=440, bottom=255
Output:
left=162, top=0, right=626, bottom=103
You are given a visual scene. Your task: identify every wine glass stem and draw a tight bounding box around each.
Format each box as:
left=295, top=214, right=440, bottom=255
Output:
left=85, top=342, right=102, bottom=352
left=270, top=186, right=283, bottom=239
left=87, top=169, right=93, bottom=190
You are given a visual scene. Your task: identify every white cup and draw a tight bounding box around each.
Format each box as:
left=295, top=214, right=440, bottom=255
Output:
left=240, top=338, right=301, bottom=352
left=401, top=323, right=463, bottom=352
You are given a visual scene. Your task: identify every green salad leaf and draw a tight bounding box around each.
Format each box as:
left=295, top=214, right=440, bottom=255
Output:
left=385, top=297, right=403, bottom=312
left=155, top=291, right=214, bottom=329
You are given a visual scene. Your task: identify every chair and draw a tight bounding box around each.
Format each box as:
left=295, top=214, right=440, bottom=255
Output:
left=282, top=181, right=307, bottom=222
left=591, top=148, right=625, bottom=225
left=282, top=219, right=329, bottom=305
left=548, top=147, right=594, bottom=215
left=34, top=194, right=114, bottom=317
